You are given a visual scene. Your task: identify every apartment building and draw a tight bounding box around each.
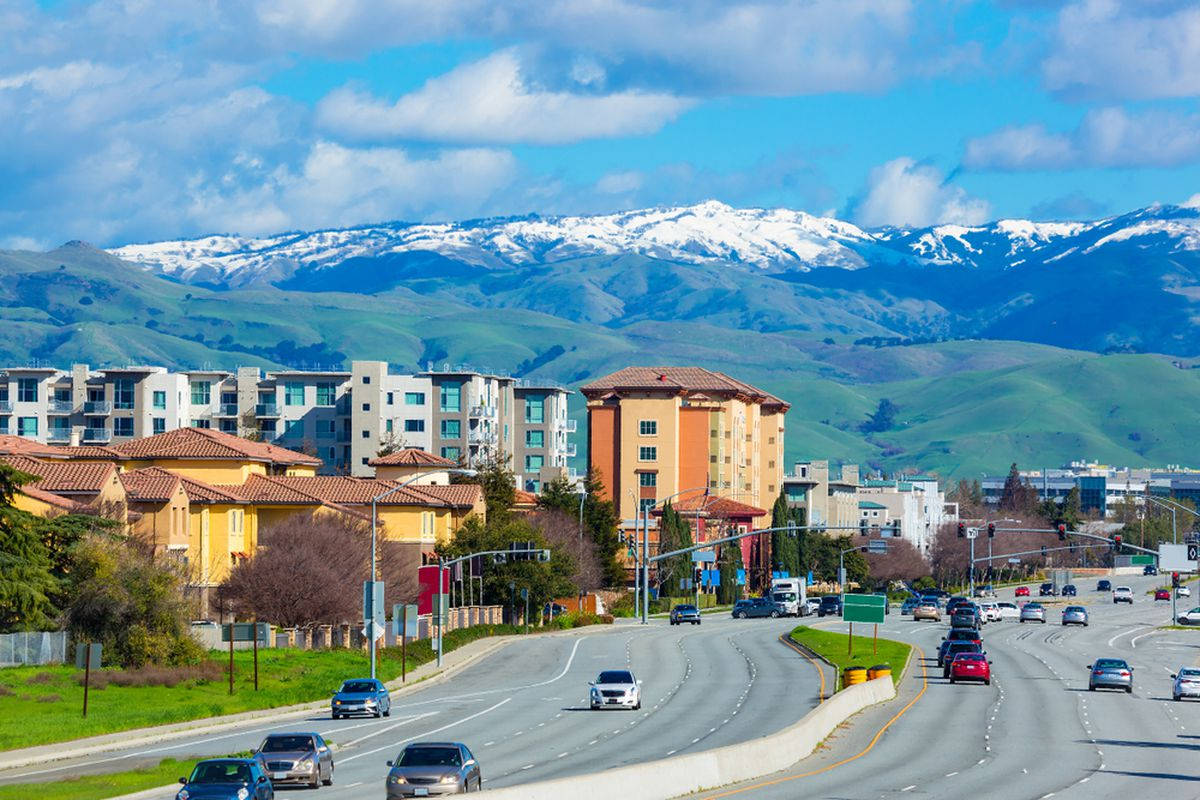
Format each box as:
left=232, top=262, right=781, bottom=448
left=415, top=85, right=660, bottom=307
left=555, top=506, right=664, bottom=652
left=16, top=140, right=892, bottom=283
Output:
left=582, top=366, right=788, bottom=525
left=782, top=460, right=861, bottom=531
left=856, top=476, right=953, bottom=555
left=0, top=362, right=574, bottom=485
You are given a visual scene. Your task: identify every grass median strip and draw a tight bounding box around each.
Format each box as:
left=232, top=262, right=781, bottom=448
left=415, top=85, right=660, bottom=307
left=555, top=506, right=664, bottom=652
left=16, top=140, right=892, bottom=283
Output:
left=0, top=622, right=538, bottom=752
left=0, top=754, right=241, bottom=800
left=789, top=626, right=910, bottom=689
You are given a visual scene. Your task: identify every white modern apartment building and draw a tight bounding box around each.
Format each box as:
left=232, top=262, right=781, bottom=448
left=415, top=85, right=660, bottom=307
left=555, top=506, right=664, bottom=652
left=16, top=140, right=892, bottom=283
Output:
left=857, top=476, right=954, bottom=555
left=0, top=362, right=574, bottom=484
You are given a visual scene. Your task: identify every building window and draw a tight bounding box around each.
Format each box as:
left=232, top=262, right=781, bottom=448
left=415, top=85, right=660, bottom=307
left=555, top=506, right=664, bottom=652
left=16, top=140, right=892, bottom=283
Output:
left=146, top=390, right=164, bottom=410
left=441, top=419, right=461, bottom=438
left=152, top=417, right=166, bottom=435
left=54, top=387, right=70, bottom=402
left=87, top=388, right=103, bottom=403
left=405, top=419, right=425, bottom=432
left=220, top=391, right=237, bottom=406
left=441, top=446, right=461, bottom=461
left=284, top=419, right=303, bottom=438
left=639, top=498, right=656, bottom=514
left=113, top=417, right=134, bottom=437
left=284, top=383, right=304, bottom=406
left=326, top=446, right=336, bottom=461
left=385, top=419, right=393, bottom=433
left=111, top=378, right=134, bottom=410
left=639, top=420, right=657, bottom=436
left=361, top=429, right=370, bottom=439
left=362, top=457, right=369, bottom=465
left=316, top=382, right=336, bottom=406
left=219, top=418, right=237, bottom=433
left=190, top=381, right=211, bottom=405
left=420, top=511, right=436, bottom=537
left=17, top=416, right=38, bottom=436
left=361, top=402, right=371, bottom=412
left=190, top=418, right=211, bottom=429
left=317, top=419, right=335, bottom=436
left=525, top=429, right=544, bottom=448
left=638, top=446, right=657, bottom=462
left=50, top=416, right=69, bottom=434
left=362, top=375, right=371, bottom=384
left=638, top=472, right=657, bottom=487
left=525, top=395, right=544, bottom=423
left=386, top=392, right=394, bottom=406
left=439, top=382, right=461, bottom=413
left=525, top=454, right=544, bottom=472
left=260, top=419, right=276, bottom=435
left=17, top=378, right=38, bottom=403
left=405, top=392, right=425, bottom=405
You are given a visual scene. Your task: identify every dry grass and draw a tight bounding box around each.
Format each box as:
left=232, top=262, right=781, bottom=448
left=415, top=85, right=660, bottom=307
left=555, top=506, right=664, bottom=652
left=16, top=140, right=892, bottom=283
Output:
left=36, top=694, right=61, bottom=703
left=75, top=662, right=224, bottom=690
left=25, top=672, right=55, bottom=685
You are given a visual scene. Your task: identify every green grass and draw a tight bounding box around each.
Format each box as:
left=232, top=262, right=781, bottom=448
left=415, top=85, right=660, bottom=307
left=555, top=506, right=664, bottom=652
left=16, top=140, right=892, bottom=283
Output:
left=0, top=755, right=242, bottom=800
left=0, top=623, right=527, bottom=752
left=790, top=626, right=910, bottom=689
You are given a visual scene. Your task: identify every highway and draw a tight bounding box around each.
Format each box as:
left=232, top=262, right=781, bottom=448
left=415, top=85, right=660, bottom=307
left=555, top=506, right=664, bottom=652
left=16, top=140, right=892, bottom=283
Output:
left=0, top=614, right=822, bottom=797
left=698, top=573, right=1200, bottom=800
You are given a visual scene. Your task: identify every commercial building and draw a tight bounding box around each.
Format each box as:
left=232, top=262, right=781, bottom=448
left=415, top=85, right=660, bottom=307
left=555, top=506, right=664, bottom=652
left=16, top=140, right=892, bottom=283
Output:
left=582, top=366, right=787, bottom=525
left=980, top=465, right=1150, bottom=517
left=0, top=362, right=573, bottom=486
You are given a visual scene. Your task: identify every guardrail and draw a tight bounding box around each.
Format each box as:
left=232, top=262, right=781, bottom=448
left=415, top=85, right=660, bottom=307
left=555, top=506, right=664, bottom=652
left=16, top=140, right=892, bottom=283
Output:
left=47, top=399, right=74, bottom=413
left=83, top=400, right=111, bottom=414
left=82, top=428, right=111, bottom=443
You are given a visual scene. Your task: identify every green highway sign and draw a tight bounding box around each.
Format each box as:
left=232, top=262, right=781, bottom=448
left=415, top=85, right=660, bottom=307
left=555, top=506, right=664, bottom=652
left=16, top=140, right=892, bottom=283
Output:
left=1131, top=554, right=1154, bottom=565
left=842, top=593, right=886, bottom=624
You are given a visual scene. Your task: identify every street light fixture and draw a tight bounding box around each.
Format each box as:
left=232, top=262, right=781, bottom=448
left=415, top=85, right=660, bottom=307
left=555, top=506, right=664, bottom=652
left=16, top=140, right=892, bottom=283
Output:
left=368, top=467, right=478, bottom=679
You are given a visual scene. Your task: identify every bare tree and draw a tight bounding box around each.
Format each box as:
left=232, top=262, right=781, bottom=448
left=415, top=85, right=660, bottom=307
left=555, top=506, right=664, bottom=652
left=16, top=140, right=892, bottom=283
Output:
left=528, top=509, right=603, bottom=592
left=865, top=537, right=929, bottom=584
left=218, top=512, right=419, bottom=628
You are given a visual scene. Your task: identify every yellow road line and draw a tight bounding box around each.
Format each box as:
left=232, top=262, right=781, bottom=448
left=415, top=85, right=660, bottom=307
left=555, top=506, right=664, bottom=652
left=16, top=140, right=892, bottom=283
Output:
left=779, top=633, right=827, bottom=701
left=702, top=644, right=928, bottom=799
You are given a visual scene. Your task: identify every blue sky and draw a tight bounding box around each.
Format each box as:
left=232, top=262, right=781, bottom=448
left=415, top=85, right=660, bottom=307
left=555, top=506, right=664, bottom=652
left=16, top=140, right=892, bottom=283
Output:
left=1, top=0, right=1198, bottom=247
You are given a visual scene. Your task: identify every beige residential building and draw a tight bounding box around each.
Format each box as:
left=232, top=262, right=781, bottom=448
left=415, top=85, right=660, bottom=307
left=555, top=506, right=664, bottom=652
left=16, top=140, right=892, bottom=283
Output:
left=782, top=460, right=861, bottom=531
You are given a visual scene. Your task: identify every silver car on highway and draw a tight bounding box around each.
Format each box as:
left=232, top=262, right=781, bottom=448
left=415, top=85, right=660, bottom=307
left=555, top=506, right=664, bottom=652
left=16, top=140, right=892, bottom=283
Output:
left=1173, top=667, right=1200, bottom=701
left=253, top=732, right=333, bottom=788
left=1088, top=658, right=1133, bottom=693
left=590, top=669, right=642, bottom=710
left=1061, top=606, right=1089, bottom=626
left=385, top=742, right=481, bottom=797
left=1019, top=602, right=1046, bottom=623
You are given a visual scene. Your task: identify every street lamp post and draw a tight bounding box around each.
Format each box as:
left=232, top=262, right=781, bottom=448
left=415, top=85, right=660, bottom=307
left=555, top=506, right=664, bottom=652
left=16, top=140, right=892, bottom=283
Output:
left=1147, top=496, right=1179, bottom=544
left=368, top=467, right=477, bottom=680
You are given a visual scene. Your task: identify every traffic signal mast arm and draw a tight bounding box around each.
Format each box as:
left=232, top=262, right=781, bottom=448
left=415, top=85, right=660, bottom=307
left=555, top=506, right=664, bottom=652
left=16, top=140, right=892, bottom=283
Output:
left=649, top=524, right=869, bottom=562
left=443, top=547, right=551, bottom=567
left=971, top=541, right=1111, bottom=564
left=990, top=526, right=1160, bottom=557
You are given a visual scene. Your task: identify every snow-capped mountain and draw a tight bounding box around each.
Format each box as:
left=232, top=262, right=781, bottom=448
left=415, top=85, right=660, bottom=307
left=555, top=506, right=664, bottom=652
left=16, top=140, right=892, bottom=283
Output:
left=108, top=201, right=1200, bottom=288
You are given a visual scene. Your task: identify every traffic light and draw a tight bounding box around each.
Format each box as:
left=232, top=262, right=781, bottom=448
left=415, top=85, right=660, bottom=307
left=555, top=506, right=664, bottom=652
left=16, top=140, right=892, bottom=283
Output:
left=1173, top=572, right=1181, bottom=588
left=1040, top=545, right=1048, bottom=558
left=987, top=523, right=995, bottom=538
left=957, top=522, right=966, bottom=538
left=695, top=567, right=703, bottom=587
left=1056, top=523, right=1067, bottom=541
left=892, top=520, right=902, bottom=537
left=493, top=553, right=507, bottom=565
left=1113, top=534, right=1122, bottom=552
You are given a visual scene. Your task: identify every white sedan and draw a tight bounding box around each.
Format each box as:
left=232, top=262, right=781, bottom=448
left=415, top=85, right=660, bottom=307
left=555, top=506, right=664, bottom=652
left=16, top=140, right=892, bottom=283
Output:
left=590, top=669, right=642, bottom=710
left=1178, top=586, right=1191, bottom=598
left=1177, top=607, right=1200, bottom=625
left=995, top=601, right=1020, bottom=621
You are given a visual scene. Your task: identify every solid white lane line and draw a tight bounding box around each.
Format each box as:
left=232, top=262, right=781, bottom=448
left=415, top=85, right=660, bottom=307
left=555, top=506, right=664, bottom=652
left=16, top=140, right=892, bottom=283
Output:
left=339, top=698, right=511, bottom=763
left=1107, top=627, right=1147, bottom=648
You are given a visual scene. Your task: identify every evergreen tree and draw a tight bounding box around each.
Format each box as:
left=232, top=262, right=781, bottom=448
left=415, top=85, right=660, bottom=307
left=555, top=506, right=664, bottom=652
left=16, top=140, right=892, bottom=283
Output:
left=0, top=464, right=57, bottom=631
left=716, top=539, right=745, bottom=604
left=656, top=503, right=693, bottom=597
left=769, top=492, right=797, bottom=578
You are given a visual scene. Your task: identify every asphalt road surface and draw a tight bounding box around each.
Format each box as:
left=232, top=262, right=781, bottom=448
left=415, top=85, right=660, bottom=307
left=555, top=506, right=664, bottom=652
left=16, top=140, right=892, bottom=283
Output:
left=696, top=574, right=1200, bottom=800
left=0, top=614, right=822, bottom=797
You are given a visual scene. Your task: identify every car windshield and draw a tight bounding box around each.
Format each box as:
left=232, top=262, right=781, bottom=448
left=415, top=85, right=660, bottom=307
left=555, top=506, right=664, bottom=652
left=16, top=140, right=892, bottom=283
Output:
left=1180, top=668, right=1200, bottom=677
left=398, top=747, right=461, bottom=768
left=675, top=605, right=697, bottom=612
left=949, top=642, right=979, bottom=652
left=1024, top=603, right=1042, bottom=609
left=597, top=671, right=634, bottom=684
left=773, top=593, right=795, bottom=601
left=1115, top=587, right=1131, bottom=592
left=957, top=653, right=986, bottom=662
left=1095, top=659, right=1127, bottom=669
left=261, top=735, right=313, bottom=752
left=189, top=762, right=252, bottom=784
left=998, top=603, right=1015, bottom=609
left=1065, top=606, right=1085, bottom=613
left=340, top=681, right=376, bottom=693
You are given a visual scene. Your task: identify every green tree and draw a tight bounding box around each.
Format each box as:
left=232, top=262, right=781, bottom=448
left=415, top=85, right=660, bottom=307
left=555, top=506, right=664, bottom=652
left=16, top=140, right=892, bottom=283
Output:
left=454, top=450, right=517, bottom=523
left=999, top=463, right=1039, bottom=514
left=656, top=503, right=693, bottom=597
left=716, top=539, right=744, bottom=605
left=537, top=471, right=623, bottom=587
left=860, top=398, right=898, bottom=433
left=770, top=492, right=804, bottom=578
left=0, top=464, right=57, bottom=631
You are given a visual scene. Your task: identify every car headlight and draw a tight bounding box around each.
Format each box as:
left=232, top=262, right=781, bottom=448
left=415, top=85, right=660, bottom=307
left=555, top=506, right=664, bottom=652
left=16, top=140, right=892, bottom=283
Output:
left=389, top=774, right=406, bottom=784
left=298, top=758, right=313, bottom=770
left=441, top=774, right=460, bottom=783
left=176, top=791, right=189, bottom=800
left=364, top=698, right=376, bottom=705
left=237, top=789, right=250, bottom=800
left=334, top=699, right=342, bottom=705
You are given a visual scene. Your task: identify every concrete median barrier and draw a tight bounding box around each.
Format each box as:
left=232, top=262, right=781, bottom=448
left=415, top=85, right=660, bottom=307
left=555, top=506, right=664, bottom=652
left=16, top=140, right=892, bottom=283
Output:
left=479, top=675, right=896, bottom=799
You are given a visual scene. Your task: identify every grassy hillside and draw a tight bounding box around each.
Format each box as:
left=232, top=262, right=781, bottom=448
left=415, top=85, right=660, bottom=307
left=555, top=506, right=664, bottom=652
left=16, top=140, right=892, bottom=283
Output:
left=2, top=245, right=1198, bottom=480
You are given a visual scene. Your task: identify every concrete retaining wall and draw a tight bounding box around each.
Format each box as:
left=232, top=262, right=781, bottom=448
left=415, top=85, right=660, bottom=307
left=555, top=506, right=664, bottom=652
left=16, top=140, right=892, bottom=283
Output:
left=479, top=675, right=896, bottom=799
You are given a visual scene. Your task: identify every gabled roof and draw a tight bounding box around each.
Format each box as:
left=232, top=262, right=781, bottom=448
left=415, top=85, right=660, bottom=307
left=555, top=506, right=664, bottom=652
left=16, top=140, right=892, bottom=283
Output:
left=232, top=474, right=483, bottom=510
left=663, top=494, right=768, bottom=519
left=0, top=455, right=118, bottom=496
left=110, top=428, right=320, bottom=466
left=368, top=448, right=456, bottom=468
left=0, top=435, right=72, bottom=458
left=125, top=466, right=246, bottom=504
left=120, top=468, right=183, bottom=503
left=513, top=489, right=539, bottom=507
left=18, top=485, right=89, bottom=513
left=580, top=366, right=788, bottom=410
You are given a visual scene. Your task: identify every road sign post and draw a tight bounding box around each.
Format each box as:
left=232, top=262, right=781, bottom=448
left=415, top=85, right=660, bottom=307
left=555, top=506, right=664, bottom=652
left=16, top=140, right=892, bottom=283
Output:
left=220, top=622, right=268, bottom=695
left=75, top=642, right=100, bottom=717
left=842, top=594, right=886, bottom=659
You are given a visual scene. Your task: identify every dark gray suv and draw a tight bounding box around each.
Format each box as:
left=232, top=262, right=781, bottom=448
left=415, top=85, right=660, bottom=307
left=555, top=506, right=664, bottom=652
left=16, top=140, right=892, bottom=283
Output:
left=732, top=598, right=782, bottom=619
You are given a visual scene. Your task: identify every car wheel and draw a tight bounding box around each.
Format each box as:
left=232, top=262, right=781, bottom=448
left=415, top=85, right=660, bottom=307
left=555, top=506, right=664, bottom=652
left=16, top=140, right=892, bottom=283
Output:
left=591, top=703, right=599, bottom=710
left=1175, top=694, right=1182, bottom=702
left=985, top=678, right=991, bottom=685
left=374, top=709, right=382, bottom=718
left=383, top=708, right=390, bottom=718
left=949, top=676, right=956, bottom=684
left=736, top=612, right=747, bottom=619
left=332, top=712, right=340, bottom=719
left=309, top=773, right=320, bottom=790
left=770, top=610, right=780, bottom=618
left=694, top=621, right=700, bottom=625
left=1088, top=684, right=1095, bottom=691
left=1126, top=686, right=1133, bottom=694
left=635, top=700, right=641, bottom=710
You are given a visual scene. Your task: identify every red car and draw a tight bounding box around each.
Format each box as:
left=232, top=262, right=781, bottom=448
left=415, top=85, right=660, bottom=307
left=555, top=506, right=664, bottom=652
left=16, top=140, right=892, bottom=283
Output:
left=1015, top=586, right=1030, bottom=597
left=1155, top=588, right=1171, bottom=601
left=949, top=652, right=992, bottom=684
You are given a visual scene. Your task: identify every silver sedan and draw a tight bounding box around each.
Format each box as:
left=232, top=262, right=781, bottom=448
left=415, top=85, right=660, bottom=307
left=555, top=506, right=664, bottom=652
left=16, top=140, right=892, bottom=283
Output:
left=1173, top=667, right=1200, bottom=701
left=1019, top=602, right=1046, bottom=623
left=1061, top=606, right=1088, bottom=626
left=1088, top=658, right=1133, bottom=693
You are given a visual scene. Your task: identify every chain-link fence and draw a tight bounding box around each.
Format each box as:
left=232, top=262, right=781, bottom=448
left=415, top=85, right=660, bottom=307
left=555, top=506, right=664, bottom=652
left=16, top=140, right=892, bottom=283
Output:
left=0, top=631, right=68, bottom=666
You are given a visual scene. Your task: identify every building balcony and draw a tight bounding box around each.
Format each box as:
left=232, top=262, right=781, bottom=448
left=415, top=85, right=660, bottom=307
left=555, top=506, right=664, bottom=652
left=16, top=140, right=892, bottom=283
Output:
left=469, top=404, right=497, bottom=418
left=0, top=425, right=8, bottom=435
left=564, top=442, right=578, bottom=457
left=83, top=400, right=111, bottom=414
left=217, top=404, right=239, bottom=417
left=47, top=399, right=74, bottom=414
left=0, top=401, right=11, bottom=413
left=468, top=430, right=496, bottom=445
left=564, top=418, right=577, bottom=433
left=47, top=429, right=71, bottom=443
left=82, top=428, right=111, bottom=443
left=255, top=403, right=280, bottom=417
left=335, top=431, right=351, bottom=442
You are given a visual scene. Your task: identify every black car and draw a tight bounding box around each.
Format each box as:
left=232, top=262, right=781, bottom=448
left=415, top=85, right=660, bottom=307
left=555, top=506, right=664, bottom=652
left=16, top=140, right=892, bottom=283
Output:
left=732, top=597, right=782, bottom=619
left=1061, top=584, right=1077, bottom=597
left=817, top=595, right=843, bottom=617
left=938, top=640, right=983, bottom=672
left=1039, top=582, right=1056, bottom=597
left=1097, top=579, right=1112, bottom=591
left=950, top=605, right=981, bottom=630
left=1144, top=564, right=1158, bottom=576
left=945, top=628, right=983, bottom=644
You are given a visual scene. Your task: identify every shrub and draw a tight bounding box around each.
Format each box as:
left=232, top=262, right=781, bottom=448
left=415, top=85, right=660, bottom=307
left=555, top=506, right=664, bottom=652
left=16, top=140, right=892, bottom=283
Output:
left=24, top=672, right=55, bottom=685
left=0, top=685, right=13, bottom=696
left=75, top=661, right=223, bottom=689
left=36, top=694, right=61, bottom=703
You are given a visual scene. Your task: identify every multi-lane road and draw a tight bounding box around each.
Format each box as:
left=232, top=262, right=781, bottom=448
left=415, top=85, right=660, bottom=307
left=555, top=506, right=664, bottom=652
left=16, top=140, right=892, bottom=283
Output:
left=0, top=613, right=822, bottom=797
left=699, top=573, right=1200, bottom=800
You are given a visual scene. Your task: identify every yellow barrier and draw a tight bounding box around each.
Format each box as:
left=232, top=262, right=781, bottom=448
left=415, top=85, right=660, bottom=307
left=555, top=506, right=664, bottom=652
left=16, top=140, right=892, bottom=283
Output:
left=867, top=665, right=892, bottom=681
left=843, top=666, right=868, bottom=686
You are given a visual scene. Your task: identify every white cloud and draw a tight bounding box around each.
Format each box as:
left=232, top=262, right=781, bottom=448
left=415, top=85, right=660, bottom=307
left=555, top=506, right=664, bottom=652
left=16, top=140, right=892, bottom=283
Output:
left=964, top=107, right=1200, bottom=170
left=1041, top=0, right=1200, bottom=100
left=1184, top=193, right=1200, bottom=209
left=316, top=49, right=693, bottom=145
left=853, top=158, right=990, bottom=228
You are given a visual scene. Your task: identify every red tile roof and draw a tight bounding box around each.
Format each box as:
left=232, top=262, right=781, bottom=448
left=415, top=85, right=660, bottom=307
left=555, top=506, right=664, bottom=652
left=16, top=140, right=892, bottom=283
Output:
left=0, top=436, right=71, bottom=458
left=665, top=494, right=768, bottom=519
left=513, top=489, right=539, bottom=507
left=409, top=483, right=485, bottom=509
left=18, top=485, right=89, bottom=513
left=580, top=366, right=788, bottom=410
left=119, top=468, right=183, bottom=503
left=110, top=428, right=320, bottom=466
left=124, top=466, right=244, bottom=504
left=232, top=474, right=482, bottom=510
left=368, top=448, right=456, bottom=467
left=0, top=455, right=118, bottom=496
